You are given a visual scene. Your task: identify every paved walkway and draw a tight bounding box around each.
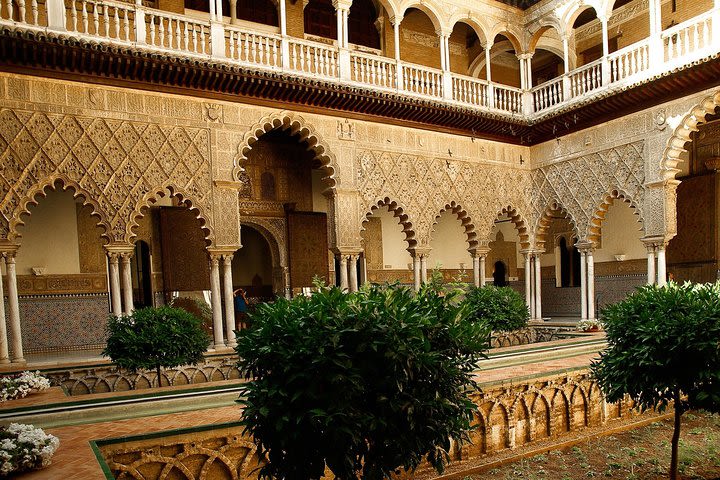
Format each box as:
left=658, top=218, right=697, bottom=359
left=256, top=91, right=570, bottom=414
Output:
left=6, top=339, right=603, bottom=480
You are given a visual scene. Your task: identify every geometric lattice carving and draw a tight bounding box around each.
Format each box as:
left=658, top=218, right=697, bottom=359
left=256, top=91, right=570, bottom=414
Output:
left=531, top=141, right=646, bottom=244
left=356, top=150, right=533, bottom=248
left=0, top=109, right=213, bottom=244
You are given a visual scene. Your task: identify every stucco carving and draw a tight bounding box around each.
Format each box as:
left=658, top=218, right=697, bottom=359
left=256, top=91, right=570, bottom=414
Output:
left=531, top=141, right=646, bottom=245
left=0, top=109, right=215, bottom=245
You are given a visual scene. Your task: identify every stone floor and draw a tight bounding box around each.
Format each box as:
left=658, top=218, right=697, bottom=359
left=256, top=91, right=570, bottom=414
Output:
left=3, top=334, right=603, bottom=479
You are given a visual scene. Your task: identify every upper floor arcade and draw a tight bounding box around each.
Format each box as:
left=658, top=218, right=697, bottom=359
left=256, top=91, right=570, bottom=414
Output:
left=1, top=0, right=719, bottom=142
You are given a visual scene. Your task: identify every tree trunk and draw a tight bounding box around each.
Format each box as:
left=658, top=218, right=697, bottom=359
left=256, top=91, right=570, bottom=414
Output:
left=156, top=364, right=163, bottom=388
left=670, top=389, right=682, bottom=480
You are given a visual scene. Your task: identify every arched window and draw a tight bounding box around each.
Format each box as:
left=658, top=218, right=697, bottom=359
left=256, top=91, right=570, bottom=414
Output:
left=348, top=0, right=380, bottom=49
left=236, top=0, right=278, bottom=26
left=304, top=0, right=337, bottom=40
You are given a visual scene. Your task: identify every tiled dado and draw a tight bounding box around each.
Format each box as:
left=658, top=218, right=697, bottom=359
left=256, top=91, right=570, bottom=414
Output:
left=16, top=293, right=110, bottom=354
left=2, top=273, right=108, bottom=296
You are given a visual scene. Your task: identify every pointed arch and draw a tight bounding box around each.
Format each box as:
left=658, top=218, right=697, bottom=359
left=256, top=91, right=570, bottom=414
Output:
left=127, top=185, right=213, bottom=246
left=362, top=197, right=417, bottom=249
left=430, top=201, right=477, bottom=250
left=8, top=175, right=111, bottom=243
left=586, top=188, right=645, bottom=244
left=234, top=111, right=338, bottom=193
left=534, top=200, right=579, bottom=251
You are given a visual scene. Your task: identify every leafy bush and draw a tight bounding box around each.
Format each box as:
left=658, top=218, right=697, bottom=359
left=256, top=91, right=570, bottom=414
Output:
left=103, top=306, right=211, bottom=387
left=464, top=285, right=529, bottom=332
left=0, top=372, right=51, bottom=402
left=591, top=282, right=720, bottom=480
left=170, top=297, right=213, bottom=335
left=0, top=423, right=59, bottom=476
left=235, top=283, right=490, bottom=480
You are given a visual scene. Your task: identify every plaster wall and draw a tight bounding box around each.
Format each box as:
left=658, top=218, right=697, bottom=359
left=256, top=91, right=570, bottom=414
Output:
left=593, top=201, right=645, bottom=263
left=428, top=212, right=472, bottom=269
left=378, top=208, right=412, bottom=269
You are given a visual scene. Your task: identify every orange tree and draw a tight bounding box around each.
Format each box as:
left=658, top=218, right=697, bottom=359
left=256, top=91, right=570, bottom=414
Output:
left=235, top=283, right=490, bottom=480
left=591, top=282, right=720, bottom=480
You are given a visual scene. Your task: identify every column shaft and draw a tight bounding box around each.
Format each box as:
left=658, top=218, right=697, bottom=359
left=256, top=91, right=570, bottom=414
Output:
left=342, top=9, right=348, bottom=48
left=339, top=255, right=349, bottom=290
left=393, top=21, right=400, bottom=61
left=524, top=254, right=531, bottom=313
left=647, top=246, right=656, bottom=285
left=580, top=251, right=588, bottom=320
left=336, top=7, right=343, bottom=47
left=526, top=55, right=533, bottom=88
left=222, top=255, right=236, bottom=347
left=413, top=256, right=421, bottom=291
left=121, top=253, right=134, bottom=315
left=209, top=255, right=225, bottom=349
left=529, top=257, right=535, bottom=318
left=587, top=250, right=595, bottom=320
left=108, top=254, right=122, bottom=317
left=5, top=254, right=23, bottom=363
left=562, top=37, right=570, bottom=73
left=348, top=255, right=359, bottom=293
left=485, top=44, right=492, bottom=81
left=534, top=253, right=542, bottom=320
left=472, top=255, right=480, bottom=288
left=439, top=34, right=447, bottom=71
left=279, top=0, right=287, bottom=36
left=420, top=255, right=428, bottom=284
left=479, top=256, right=486, bottom=287
left=657, top=245, right=667, bottom=286
left=229, top=0, right=236, bottom=22
left=0, top=258, right=9, bottom=364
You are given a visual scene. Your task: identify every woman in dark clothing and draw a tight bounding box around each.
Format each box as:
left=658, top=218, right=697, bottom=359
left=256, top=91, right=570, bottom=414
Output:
left=234, top=288, right=249, bottom=329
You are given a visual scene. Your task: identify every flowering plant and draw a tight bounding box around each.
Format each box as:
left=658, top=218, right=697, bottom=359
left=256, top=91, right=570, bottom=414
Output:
left=0, top=371, right=51, bottom=402
left=0, top=423, right=59, bottom=476
left=577, top=318, right=603, bottom=332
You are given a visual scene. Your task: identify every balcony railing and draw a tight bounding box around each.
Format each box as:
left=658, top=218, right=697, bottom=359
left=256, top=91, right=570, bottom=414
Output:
left=1, top=0, right=718, bottom=119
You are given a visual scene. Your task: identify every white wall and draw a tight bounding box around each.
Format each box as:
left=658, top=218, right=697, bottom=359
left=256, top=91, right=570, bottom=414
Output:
left=16, top=190, right=81, bottom=275
left=595, top=201, right=645, bottom=262
left=378, top=208, right=412, bottom=269
left=429, top=212, right=471, bottom=269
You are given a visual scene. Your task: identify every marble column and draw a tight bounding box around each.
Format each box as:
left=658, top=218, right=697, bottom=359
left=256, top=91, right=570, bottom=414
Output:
left=657, top=243, right=667, bottom=286
left=534, top=252, right=542, bottom=320
left=472, top=254, right=480, bottom=288
left=209, top=254, right=225, bottom=349
left=479, top=255, right=487, bottom=287
left=348, top=254, right=359, bottom=293
left=229, top=0, right=236, bottom=22
left=580, top=249, right=588, bottom=320
left=420, top=254, right=428, bottom=284
left=4, top=251, right=23, bottom=363
left=339, top=255, right=349, bottom=291
left=222, top=254, right=236, bottom=347
left=646, top=243, right=656, bottom=285
left=413, top=255, right=421, bottom=291
left=120, top=251, right=134, bottom=315
left=524, top=253, right=532, bottom=314
left=526, top=53, right=533, bottom=88
left=439, top=33, right=447, bottom=71
left=587, top=248, right=595, bottom=320
left=0, top=257, right=8, bottom=364
left=562, top=36, right=570, bottom=73
left=108, top=252, right=122, bottom=317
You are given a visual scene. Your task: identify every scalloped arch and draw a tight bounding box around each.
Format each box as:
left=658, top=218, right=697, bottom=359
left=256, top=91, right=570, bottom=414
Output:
left=534, top=200, right=579, bottom=251
left=586, top=188, right=645, bottom=244
left=126, top=185, right=214, bottom=246
left=234, top=112, right=338, bottom=192
left=487, top=205, right=532, bottom=250
left=362, top=197, right=417, bottom=249
left=429, top=201, right=477, bottom=250
left=8, top=175, right=111, bottom=243
left=660, top=90, right=720, bottom=180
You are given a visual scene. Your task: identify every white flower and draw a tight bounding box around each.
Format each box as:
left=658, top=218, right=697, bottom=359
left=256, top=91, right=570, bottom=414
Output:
left=0, top=423, right=59, bottom=475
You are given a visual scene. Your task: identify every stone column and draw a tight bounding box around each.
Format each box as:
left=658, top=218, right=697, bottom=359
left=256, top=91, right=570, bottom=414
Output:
left=413, top=255, right=421, bottom=291
left=524, top=252, right=532, bottom=314
left=439, top=33, right=447, bottom=71
left=0, top=257, right=8, bottom=364
left=4, top=250, right=23, bottom=363
left=518, top=54, right=527, bottom=90
left=580, top=249, right=588, bottom=320
left=587, top=248, right=595, bottom=320
left=534, top=252, right=542, bottom=320
left=657, top=243, right=667, bottom=286
left=229, top=0, right=236, bottom=22
left=120, top=251, right=134, bottom=315
left=107, top=251, right=122, bottom=317
left=209, top=253, right=225, bottom=349
left=600, top=16, right=610, bottom=85
left=526, top=53, right=533, bottom=88
left=215, top=0, right=223, bottom=19
left=479, top=255, right=487, bottom=287
left=338, top=255, right=349, bottom=291
left=485, top=41, right=494, bottom=108
left=222, top=254, right=236, bottom=347
left=472, top=254, right=480, bottom=287
left=420, top=254, right=428, bottom=284
left=348, top=254, right=359, bottom=293
left=644, top=241, right=657, bottom=285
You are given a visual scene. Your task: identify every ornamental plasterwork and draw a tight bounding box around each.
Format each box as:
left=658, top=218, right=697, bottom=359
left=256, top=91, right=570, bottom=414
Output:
left=0, top=109, right=214, bottom=244
left=356, top=149, right=533, bottom=249
left=531, top=141, right=646, bottom=244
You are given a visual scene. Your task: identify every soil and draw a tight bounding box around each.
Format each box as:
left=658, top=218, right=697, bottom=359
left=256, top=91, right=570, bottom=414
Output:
left=466, top=411, right=720, bottom=480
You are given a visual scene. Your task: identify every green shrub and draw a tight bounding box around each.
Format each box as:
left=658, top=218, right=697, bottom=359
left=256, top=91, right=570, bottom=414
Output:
left=103, top=306, right=211, bottom=387
left=591, top=282, right=720, bottom=480
left=464, top=285, right=529, bottom=332
left=235, top=283, right=490, bottom=480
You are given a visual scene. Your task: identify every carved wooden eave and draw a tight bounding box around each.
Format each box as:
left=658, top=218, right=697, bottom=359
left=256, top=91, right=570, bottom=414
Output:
left=1, top=27, right=720, bottom=145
